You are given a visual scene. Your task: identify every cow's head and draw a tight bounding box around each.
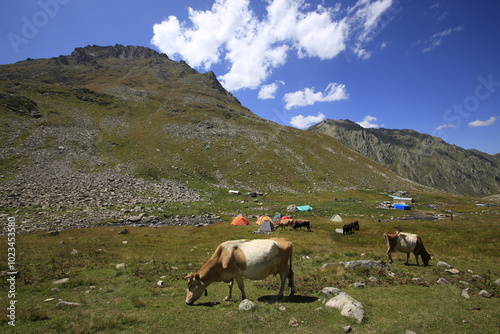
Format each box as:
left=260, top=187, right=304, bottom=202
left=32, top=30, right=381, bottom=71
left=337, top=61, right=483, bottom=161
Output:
left=184, top=273, right=206, bottom=305
left=422, top=252, right=431, bottom=267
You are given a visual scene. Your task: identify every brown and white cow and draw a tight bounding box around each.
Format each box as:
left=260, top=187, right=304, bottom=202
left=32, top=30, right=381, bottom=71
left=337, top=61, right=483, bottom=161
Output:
left=384, top=231, right=431, bottom=267
left=184, top=238, right=296, bottom=305
left=276, top=219, right=294, bottom=230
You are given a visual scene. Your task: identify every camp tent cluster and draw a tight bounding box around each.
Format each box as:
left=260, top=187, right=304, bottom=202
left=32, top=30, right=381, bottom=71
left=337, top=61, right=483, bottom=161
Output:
left=230, top=206, right=314, bottom=232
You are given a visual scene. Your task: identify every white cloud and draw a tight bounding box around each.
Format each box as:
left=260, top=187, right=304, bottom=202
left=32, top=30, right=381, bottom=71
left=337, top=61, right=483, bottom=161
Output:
left=258, top=81, right=285, bottom=100
left=290, top=112, right=326, bottom=129
left=468, top=116, right=498, bottom=127
left=283, top=83, right=348, bottom=110
left=422, top=25, right=464, bottom=53
left=434, top=123, right=456, bottom=130
left=357, top=115, right=383, bottom=128
left=151, top=0, right=396, bottom=91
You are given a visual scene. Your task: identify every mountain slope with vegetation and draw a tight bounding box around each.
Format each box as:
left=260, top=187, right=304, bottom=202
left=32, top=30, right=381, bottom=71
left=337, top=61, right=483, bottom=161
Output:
left=0, top=45, right=438, bottom=232
left=308, top=119, right=500, bottom=197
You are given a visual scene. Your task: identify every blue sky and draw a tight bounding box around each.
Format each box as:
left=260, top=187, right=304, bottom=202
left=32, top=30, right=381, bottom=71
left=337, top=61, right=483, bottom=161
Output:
left=1, top=0, right=499, bottom=154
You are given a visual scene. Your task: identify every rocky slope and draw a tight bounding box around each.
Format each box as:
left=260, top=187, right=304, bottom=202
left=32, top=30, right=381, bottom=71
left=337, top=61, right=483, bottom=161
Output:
left=308, top=119, right=500, bottom=196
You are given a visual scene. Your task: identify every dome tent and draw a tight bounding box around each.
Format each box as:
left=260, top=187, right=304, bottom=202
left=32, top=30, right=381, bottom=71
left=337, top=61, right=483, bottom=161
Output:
left=230, top=215, right=249, bottom=226
left=256, top=215, right=274, bottom=225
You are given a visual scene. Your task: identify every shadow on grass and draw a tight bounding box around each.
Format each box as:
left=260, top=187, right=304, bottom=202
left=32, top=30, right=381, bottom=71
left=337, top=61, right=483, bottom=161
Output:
left=192, top=301, right=221, bottom=307
left=190, top=295, right=318, bottom=307
left=258, top=295, right=318, bottom=304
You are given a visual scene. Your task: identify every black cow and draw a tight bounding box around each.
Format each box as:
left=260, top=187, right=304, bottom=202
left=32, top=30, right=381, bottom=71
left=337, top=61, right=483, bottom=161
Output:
left=292, top=220, right=311, bottom=231
left=343, top=224, right=353, bottom=235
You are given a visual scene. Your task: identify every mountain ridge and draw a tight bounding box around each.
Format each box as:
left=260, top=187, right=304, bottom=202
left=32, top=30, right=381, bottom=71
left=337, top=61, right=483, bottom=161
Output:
left=308, top=119, right=499, bottom=196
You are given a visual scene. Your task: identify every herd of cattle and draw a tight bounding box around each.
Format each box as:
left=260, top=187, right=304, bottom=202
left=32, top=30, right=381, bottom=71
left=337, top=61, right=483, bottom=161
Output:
left=185, top=219, right=432, bottom=305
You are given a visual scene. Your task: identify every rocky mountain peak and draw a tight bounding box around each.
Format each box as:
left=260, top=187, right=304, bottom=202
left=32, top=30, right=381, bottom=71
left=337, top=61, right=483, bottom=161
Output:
left=71, top=44, right=168, bottom=64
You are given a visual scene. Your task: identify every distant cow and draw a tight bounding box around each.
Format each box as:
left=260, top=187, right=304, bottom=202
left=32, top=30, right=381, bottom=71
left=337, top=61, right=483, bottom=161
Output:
left=384, top=231, right=431, bottom=266
left=276, top=219, right=294, bottom=230
left=351, top=220, right=360, bottom=230
left=292, top=220, right=311, bottom=231
left=184, top=238, right=296, bottom=305
left=342, top=221, right=359, bottom=235
left=343, top=224, right=353, bottom=235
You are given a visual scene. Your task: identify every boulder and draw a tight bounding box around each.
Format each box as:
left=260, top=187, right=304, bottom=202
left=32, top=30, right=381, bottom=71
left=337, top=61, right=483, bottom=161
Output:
left=321, top=287, right=365, bottom=323
left=238, top=299, right=255, bottom=311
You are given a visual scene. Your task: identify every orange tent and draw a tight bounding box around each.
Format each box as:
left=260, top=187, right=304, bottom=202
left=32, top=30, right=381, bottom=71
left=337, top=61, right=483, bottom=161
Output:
left=230, top=216, right=249, bottom=226
left=256, top=215, right=274, bottom=225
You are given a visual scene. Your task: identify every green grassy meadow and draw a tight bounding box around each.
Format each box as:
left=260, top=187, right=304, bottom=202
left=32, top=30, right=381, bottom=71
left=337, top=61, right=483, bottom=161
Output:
left=1, top=193, right=499, bottom=334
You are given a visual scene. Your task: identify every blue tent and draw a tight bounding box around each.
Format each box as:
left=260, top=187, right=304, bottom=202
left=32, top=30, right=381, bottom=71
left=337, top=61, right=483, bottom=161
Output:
left=394, top=203, right=411, bottom=210
left=297, top=205, right=313, bottom=212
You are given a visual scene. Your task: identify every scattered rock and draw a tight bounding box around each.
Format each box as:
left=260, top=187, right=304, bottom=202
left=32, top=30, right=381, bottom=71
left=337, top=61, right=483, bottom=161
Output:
left=157, top=280, right=164, bottom=287
left=71, top=249, right=78, bottom=255
left=118, top=229, right=129, bottom=234
left=53, top=278, right=69, bottom=284
left=115, top=263, right=126, bottom=269
left=351, top=282, right=365, bottom=288
left=238, top=299, right=255, bottom=311
left=478, top=290, right=492, bottom=298
left=437, top=261, right=453, bottom=269
left=343, top=325, right=353, bottom=333
left=279, top=305, right=286, bottom=312
left=288, top=318, right=299, bottom=327
left=462, top=288, right=471, bottom=299
left=445, top=269, right=460, bottom=274
left=57, top=299, right=82, bottom=307
left=44, top=298, right=55, bottom=302
left=494, top=279, right=500, bottom=286
left=47, top=230, right=59, bottom=236
left=322, top=260, right=392, bottom=271
left=404, top=330, right=417, bottom=334
left=437, top=278, right=450, bottom=284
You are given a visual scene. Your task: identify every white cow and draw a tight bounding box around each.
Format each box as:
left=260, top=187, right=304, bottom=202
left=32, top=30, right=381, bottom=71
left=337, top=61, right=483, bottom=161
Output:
left=184, top=238, right=295, bottom=305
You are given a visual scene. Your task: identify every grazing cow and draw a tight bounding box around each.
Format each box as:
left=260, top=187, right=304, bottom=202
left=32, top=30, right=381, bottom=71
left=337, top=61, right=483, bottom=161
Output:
left=343, top=224, right=353, bottom=235
left=276, top=218, right=294, bottom=230
left=184, top=238, right=296, bottom=305
left=292, top=220, right=311, bottom=231
left=384, top=231, right=431, bottom=266
left=351, top=220, right=360, bottom=231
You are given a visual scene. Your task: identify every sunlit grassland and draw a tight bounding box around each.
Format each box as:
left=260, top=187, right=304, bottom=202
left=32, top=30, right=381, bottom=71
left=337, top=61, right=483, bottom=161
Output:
left=0, top=196, right=498, bottom=333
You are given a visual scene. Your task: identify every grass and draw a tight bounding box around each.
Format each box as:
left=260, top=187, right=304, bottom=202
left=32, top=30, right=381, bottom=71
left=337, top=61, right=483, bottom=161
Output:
left=0, top=196, right=498, bottom=333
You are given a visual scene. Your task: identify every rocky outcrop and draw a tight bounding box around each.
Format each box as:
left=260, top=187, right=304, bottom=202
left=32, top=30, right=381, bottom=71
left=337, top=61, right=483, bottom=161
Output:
left=71, top=44, right=168, bottom=64
left=0, top=93, right=41, bottom=118
left=309, top=119, right=500, bottom=196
